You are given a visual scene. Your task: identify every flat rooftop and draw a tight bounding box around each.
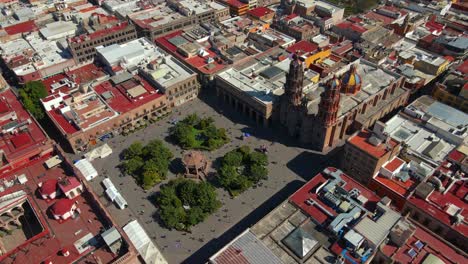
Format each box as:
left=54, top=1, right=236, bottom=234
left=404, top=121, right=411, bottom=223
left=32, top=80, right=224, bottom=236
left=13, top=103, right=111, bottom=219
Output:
left=407, top=160, right=468, bottom=238
left=384, top=96, right=467, bottom=165
left=0, top=156, right=126, bottom=263
left=155, top=30, right=227, bottom=75
left=289, top=167, right=380, bottom=225
left=381, top=221, right=467, bottom=264
left=0, top=89, right=51, bottom=176
left=347, top=130, right=399, bottom=158
left=69, top=20, right=129, bottom=43
left=96, top=37, right=158, bottom=68
left=93, top=74, right=165, bottom=114
left=385, top=115, right=456, bottom=165
left=44, top=90, right=118, bottom=134
left=42, top=64, right=107, bottom=95
left=140, top=56, right=195, bottom=88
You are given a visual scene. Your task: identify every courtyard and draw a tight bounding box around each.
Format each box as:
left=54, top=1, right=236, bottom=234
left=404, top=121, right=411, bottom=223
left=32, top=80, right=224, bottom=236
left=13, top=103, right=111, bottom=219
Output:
left=79, top=94, right=339, bottom=263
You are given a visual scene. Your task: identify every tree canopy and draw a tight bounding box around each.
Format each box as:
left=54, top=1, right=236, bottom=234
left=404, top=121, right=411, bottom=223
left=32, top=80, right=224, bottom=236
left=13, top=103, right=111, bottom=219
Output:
left=120, top=140, right=173, bottom=190
left=217, top=146, right=269, bottom=196
left=18, top=81, right=48, bottom=119
left=157, top=178, right=221, bottom=230
left=170, top=114, right=228, bottom=150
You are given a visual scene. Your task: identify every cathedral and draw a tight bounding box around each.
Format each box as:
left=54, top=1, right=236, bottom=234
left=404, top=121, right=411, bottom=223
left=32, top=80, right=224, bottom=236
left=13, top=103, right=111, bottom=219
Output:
left=279, top=54, right=410, bottom=152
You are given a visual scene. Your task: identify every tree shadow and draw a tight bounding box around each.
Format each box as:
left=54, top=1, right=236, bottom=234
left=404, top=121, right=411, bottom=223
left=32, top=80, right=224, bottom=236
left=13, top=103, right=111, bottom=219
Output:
left=169, top=158, right=184, bottom=175
left=181, top=180, right=305, bottom=264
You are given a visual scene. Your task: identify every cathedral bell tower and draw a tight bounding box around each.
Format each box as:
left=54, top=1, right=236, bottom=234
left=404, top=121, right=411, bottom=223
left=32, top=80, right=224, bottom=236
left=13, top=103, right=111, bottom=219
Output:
left=284, top=53, right=304, bottom=107
left=318, top=76, right=341, bottom=127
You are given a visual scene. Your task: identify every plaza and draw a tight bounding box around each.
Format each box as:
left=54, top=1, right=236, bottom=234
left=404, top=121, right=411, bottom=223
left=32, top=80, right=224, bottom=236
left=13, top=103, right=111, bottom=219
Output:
left=79, top=94, right=339, bottom=263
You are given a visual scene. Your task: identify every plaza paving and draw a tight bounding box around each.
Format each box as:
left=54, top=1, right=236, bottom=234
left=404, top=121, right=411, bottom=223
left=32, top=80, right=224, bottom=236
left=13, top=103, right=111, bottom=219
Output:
left=76, top=95, right=339, bottom=263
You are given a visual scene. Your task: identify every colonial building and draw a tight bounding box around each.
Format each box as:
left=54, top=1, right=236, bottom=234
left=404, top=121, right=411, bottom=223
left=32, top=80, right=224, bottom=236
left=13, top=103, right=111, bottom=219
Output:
left=343, top=123, right=401, bottom=184
left=68, top=21, right=137, bottom=64
left=279, top=57, right=410, bottom=152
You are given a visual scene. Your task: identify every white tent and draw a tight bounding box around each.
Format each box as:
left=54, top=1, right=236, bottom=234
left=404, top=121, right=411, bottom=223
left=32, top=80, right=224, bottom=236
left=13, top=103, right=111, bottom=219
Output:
left=74, top=159, right=98, bottom=181
left=105, top=186, right=119, bottom=202
left=114, top=194, right=128, bottom=209
left=123, top=220, right=168, bottom=264
left=84, top=144, right=113, bottom=161
left=102, top=178, right=115, bottom=190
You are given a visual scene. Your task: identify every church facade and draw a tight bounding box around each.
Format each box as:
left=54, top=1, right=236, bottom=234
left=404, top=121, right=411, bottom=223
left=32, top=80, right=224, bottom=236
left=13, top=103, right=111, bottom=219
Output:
left=279, top=55, right=410, bottom=152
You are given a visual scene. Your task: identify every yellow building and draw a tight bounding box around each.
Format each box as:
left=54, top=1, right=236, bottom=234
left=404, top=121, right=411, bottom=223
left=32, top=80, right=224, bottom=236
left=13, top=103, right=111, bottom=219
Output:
left=304, top=48, right=331, bottom=68
left=433, top=83, right=468, bottom=113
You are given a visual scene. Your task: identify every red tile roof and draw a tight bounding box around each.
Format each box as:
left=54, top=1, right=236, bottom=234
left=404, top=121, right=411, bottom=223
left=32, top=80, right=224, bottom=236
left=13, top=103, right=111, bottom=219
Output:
left=381, top=222, right=467, bottom=264
left=52, top=199, right=75, bottom=216
left=336, top=21, right=367, bottom=34
left=93, top=76, right=164, bottom=114
left=0, top=89, right=51, bottom=178
left=247, top=7, right=274, bottom=18
left=69, top=21, right=129, bottom=43
left=40, top=179, right=58, bottom=196
left=285, top=13, right=298, bottom=21
left=10, top=132, right=31, bottom=148
left=0, top=161, right=125, bottom=264
left=448, top=149, right=465, bottom=163
left=286, top=40, right=318, bottom=56
left=384, top=157, right=405, bottom=172
left=373, top=174, right=416, bottom=197
left=58, top=177, right=81, bottom=194
left=289, top=168, right=380, bottom=225
left=155, top=31, right=226, bottom=75
left=3, top=20, right=38, bottom=35
left=348, top=130, right=398, bottom=158
left=456, top=59, right=468, bottom=74
left=408, top=170, right=468, bottom=237
left=219, top=0, right=248, bottom=8
left=364, top=11, right=395, bottom=25
left=0, top=101, right=9, bottom=113
left=48, top=108, right=79, bottom=134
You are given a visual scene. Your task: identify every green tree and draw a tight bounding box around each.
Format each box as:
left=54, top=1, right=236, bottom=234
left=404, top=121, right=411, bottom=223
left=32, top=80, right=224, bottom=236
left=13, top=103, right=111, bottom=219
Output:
left=172, top=123, right=196, bottom=148
left=123, top=141, right=143, bottom=160
left=177, top=179, right=198, bottom=206
left=143, top=139, right=173, bottom=160
left=222, top=150, right=243, bottom=167
left=238, top=145, right=251, bottom=159
left=122, top=157, right=144, bottom=175
left=218, top=165, right=238, bottom=189
left=159, top=205, right=186, bottom=230
left=198, top=117, right=214, bottom=130
left=141, top=170, right=162, bottom=190
left=158, top=186, right=182, bottom=208
left=249, top=164, right=268, bottom=182
left=249, top=151, right=268, bottom=166
left=186, top=207, right=205, bottom=227
left=157, top=179, right=220, bottom=230
left=184, top=114, right=200, bottom=126
left=19, top=81, right=48, bottom=119
left=196, top=182, right=221, bottom=213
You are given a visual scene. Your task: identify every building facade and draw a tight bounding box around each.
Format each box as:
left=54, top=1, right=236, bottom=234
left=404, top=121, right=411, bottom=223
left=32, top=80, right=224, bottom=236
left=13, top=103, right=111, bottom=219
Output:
left=279, top=58, right=410, bottom=152
left=42, top=79, right=169, bottom=153
left=343, top=124, right=401, bottom=184
left=68, top=22, right=137, bottom=64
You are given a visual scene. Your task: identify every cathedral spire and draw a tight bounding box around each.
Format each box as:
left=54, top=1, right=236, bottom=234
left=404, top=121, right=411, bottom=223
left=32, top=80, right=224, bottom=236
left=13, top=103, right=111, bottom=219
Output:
left=318, top=76, right=341, bottom=127
left=284, top=53, right=304, bottom=107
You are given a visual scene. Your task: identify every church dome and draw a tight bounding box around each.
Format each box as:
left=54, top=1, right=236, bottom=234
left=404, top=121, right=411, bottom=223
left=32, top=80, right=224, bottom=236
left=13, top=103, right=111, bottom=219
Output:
left=341, top=64, right=362, bottom=94
left=328, top=76, right=341, bottom=90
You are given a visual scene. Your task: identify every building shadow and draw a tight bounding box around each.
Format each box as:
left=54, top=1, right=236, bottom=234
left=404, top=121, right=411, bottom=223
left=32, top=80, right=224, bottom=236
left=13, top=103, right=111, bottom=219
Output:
left=198, top=92, right=310, bottom=149
left=286, top=151, right=328, bottom=181
left=181, top=180, right=305, bottom=264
